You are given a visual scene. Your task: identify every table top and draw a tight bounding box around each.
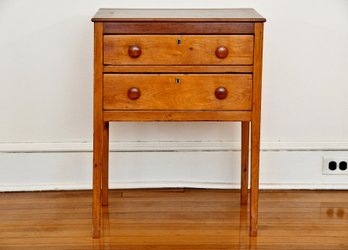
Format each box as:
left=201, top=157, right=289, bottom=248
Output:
left=92, top=8, right=266, bottom=22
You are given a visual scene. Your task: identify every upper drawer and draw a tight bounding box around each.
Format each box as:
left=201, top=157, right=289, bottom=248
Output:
left=104, top=35, right=254, bottom=65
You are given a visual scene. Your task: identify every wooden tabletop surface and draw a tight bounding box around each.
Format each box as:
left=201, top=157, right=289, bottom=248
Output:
left=92, top=8, right=266, bottom=22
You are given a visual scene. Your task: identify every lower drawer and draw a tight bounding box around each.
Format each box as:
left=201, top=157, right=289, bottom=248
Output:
left=103, top=74, right=252, bottom=111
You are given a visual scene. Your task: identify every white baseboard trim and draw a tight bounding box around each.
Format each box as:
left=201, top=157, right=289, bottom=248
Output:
left=1, top=140, right=348, bottom=153
left=1, top=181, right=348, bottom=192
left=1, top=142, right=348, bottom=192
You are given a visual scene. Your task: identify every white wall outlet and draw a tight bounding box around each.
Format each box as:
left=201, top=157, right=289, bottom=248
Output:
left=322, top=157, right=348, bottom=175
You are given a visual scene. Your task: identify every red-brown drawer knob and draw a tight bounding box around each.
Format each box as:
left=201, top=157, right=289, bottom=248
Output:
left=215, top=46, right=229, bottom=59
left=128, top=87, right=141, bottom=100
left=215, top=87, right=228, bottom=100
left=128, top=45, right=141, bottom=58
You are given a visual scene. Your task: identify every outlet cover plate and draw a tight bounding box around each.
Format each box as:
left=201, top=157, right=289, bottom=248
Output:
left=322, top=157, right=348, bottom=175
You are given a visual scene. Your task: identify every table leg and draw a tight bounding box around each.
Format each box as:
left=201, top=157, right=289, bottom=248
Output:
left=241, top=121, right=250, bottom=205
left=102, top=122, right=109, bottom=206
left=93, top=21, right=103, bottom=238
left=250, top=22, right=264, bottom=237
left=93, top=120, right=103, bottom=238
left=250, top=118, right=260, bottom=237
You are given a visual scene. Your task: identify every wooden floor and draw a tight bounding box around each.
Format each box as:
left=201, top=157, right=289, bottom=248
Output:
left=0, top=189, right=347, bottom=249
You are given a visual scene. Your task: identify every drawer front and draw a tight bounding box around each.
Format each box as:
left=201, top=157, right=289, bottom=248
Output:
left=103, top=74, right=252, bottom=110
left=104, top=35, right=254, bottom=65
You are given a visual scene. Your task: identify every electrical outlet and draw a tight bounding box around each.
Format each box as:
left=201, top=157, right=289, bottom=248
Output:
left=322, top=157, right=348, bottom=175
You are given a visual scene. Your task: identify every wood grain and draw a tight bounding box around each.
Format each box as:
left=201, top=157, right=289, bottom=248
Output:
left=0, top=189, right=347, bottom=249
left=102, top=122, right=109, bottom=206
left=92, top=22, right=103, bottom=238
left=103, top=74, right=252, bottom=111
left=104, top=22, right=254, bottom=34
left=241, top=121, right=250, bottom=205
left=103, top=65, right=254, bottom=73
left=103, top=110, right=252, bottom=122
left=92, top=8, right=266, bottom=22
left=104, top=35, right=254, bottom=65
left=250, top=22, right=264, bottom=237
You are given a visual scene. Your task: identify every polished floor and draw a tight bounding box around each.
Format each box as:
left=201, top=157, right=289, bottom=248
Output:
left=0, top=189, right=347, bottom=249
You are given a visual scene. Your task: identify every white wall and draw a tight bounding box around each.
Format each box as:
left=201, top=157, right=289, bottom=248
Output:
left=1, top=0, right=348, bottom=191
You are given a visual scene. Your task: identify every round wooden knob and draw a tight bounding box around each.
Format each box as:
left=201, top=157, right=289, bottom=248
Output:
left=215, top=46, right=229, bottom=59
left=128, top=87, right=141, bottom=100
left=128, top=45, right=141, bottom=58
left=215, top=87, right=228, bottom=100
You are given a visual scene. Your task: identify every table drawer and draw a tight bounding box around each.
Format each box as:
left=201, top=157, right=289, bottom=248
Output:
left=103, top=74, right=252, bottom=110
left=104, top=35, right=254, bottom=65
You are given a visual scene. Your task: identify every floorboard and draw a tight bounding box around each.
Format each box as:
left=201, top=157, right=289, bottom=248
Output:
left=0, top=189, right=347, bottom=249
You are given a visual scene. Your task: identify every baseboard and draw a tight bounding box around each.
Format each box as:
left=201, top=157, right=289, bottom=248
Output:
left=0, top=141, right=347, bottom=192
left=2, top=181, right=348, bottom=192
left=1, top=140, right=348, bottom=153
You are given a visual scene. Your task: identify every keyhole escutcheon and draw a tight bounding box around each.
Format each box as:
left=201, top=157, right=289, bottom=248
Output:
left=177, top=36, right=181, bottom=45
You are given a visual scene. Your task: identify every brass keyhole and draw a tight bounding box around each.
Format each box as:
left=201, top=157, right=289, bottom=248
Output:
left=175, top=78, right=181, bottom=84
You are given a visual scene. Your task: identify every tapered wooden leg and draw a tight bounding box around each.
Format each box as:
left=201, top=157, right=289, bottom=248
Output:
left=102, top=122, right=109, bottom=206
left=250, top=22, right=264, bottom=237
left=93, top=120, right=103, bottom=238
left=250, top=119, right=261, bottom=237
left=93, top=22, right=104, bottom=238
left=241, top=121, right=250, bottom=205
